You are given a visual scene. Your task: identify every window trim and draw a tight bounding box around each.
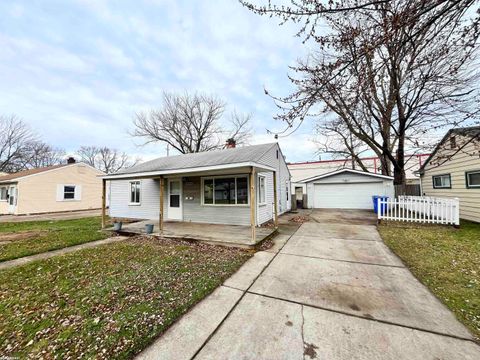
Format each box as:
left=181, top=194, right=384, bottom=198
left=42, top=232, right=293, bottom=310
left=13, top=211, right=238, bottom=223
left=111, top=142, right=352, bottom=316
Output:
left=129, top=180, right=141, bottom=205
left=465, top=170, right=480, bottom=189
left=432, top=174, right=451, bottom=189
left=63, top=185, right=76, bottom=201
left=201, top=175, right=250, bottom=207
left=258, top=175, right=266, bottom=206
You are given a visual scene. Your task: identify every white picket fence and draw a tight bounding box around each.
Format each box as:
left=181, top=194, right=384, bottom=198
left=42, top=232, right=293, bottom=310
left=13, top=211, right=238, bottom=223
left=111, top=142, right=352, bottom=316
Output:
left=377, top=195, right=460, bottom=226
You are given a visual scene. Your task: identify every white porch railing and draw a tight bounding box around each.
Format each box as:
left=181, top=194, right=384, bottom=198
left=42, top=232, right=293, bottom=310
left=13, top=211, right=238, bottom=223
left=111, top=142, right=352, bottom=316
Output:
left=378, top=195, right=460, bottom=226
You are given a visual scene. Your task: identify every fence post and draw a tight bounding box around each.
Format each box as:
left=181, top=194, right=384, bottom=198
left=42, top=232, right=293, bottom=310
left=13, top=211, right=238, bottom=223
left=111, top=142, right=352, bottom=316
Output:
left=454, top=198, right=460, bottom=227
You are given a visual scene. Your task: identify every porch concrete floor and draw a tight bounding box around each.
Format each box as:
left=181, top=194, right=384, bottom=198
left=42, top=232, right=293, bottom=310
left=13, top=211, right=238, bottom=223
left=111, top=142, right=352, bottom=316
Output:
left=116, top=220, right=276, bottom=248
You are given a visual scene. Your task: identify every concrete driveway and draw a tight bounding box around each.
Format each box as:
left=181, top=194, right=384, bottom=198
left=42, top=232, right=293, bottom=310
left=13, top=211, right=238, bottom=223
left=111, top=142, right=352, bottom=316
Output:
left=138, top=210, right=480, bottom=360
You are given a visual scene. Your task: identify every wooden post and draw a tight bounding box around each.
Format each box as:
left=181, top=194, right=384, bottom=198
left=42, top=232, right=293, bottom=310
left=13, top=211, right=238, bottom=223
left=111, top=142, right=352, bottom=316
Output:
left=160, top=176, right=164, bottom=233
left=273, top=171, right=278, bottom=228
left=101, top=178, right=106, bottom=229
left=250, top=167, right=256, bottom=242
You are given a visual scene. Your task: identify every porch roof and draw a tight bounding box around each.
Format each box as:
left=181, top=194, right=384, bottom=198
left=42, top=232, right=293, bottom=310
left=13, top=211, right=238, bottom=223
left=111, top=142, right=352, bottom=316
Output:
left=103, top=143, right=278, bottom=180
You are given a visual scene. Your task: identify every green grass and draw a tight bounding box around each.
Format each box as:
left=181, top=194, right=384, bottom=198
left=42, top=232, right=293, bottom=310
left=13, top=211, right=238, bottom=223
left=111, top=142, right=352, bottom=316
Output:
left=0, top=217, right=109, bottom=262
left=0, top=237, right=251, bottom=359
left=378, top=220, right=480, bottom=339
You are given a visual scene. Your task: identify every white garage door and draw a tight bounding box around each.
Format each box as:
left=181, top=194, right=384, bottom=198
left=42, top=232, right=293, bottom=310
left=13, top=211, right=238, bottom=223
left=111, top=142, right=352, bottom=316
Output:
left=313, top=182, right=384, bottom=209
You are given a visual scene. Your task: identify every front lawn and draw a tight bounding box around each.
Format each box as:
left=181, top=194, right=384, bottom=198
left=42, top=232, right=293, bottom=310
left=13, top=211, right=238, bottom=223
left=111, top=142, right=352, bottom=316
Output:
left=0, top=236, right=251, bottom=358
left=378, top=220, right=480, bottom=339
left=0, top=217, right=109, bottom=262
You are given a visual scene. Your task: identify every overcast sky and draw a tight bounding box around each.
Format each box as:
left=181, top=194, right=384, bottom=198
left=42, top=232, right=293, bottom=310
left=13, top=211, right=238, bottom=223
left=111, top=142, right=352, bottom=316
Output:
left=0, top=0, right=320, bottom=163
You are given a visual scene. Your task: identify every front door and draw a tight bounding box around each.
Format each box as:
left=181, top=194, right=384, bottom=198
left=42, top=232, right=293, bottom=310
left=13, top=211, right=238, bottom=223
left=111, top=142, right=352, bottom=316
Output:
left=167, top=179, right=182, bottom=220
left=8, top=186, right=17, bottom=214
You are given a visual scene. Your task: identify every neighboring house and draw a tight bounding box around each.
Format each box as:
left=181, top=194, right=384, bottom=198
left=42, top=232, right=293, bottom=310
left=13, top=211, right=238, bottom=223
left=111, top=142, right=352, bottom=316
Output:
left=418, top=126, right=480, bottom=223
left=289, top=153, right=428, bottom=206
left=104, top=143, right=291, bottom=229
left=300, top=169, right=394, bottom=210
left=0, top=159, right=105, bottom=216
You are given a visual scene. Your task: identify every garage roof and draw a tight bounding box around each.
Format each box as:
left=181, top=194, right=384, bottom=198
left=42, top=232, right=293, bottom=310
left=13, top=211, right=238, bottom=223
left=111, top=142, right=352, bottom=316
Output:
left=299, top=168, right=394, bottom=183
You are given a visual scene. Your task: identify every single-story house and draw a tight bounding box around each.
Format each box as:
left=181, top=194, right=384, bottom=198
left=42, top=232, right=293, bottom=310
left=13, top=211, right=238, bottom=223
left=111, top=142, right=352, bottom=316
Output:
left=0, top=159, right=105, bottom=216
left=299, top=169, right=394, bottom=210
left=417, top=126, right=480, bottom=223
left=103, top=143, right=291, bottom=239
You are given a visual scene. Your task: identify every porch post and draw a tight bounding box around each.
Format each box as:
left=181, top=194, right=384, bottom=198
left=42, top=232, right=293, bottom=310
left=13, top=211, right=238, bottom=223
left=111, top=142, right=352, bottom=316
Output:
left=101, top=178, right=106, bottom=229
left=159, top=176, right=164, bottom=233
left=250, top=166, right=256, bottom=242
left=273, top=171, right=278, bottom=227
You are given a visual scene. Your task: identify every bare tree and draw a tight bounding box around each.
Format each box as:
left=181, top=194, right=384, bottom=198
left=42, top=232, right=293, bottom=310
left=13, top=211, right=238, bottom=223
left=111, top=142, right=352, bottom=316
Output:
left=227, top=110, right=253, bottom=147
left=314, top=118, right=370, bottom=172
left=21, top=141, right=65, bottom=169
left=76, top=146, right=140, bottom=174
left=0, top=115, right=37, bottom=172
left=243, top=0, right=480, bottom=184
left=132, top=92, right=252, bottom=154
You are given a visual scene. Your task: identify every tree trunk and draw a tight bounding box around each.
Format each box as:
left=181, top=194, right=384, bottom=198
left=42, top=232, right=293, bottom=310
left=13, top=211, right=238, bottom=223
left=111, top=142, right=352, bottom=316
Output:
left=394, top=140, right=406, bottom=185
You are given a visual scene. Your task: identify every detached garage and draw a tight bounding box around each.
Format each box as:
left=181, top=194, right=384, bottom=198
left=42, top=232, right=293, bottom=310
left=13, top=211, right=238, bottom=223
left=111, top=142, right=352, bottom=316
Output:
left=301, top=169, right=394, bottom=210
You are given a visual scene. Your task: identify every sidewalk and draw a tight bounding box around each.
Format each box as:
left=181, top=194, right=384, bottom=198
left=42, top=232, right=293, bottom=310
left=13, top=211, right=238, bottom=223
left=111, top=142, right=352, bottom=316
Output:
left=0, top=236, right=128, bottom=270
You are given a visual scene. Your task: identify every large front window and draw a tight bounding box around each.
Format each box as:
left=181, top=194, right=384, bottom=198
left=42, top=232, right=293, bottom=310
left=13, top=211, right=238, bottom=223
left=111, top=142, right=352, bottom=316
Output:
left=203, top=176, right=249, bottom=205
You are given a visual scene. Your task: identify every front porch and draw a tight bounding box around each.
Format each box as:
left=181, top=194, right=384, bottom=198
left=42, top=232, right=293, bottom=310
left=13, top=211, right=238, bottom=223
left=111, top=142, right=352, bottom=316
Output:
left=115, top=220, right=277, bottom=248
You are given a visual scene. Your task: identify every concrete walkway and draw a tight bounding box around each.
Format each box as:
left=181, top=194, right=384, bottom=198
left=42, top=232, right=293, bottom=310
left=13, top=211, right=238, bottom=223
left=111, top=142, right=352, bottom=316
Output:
left=0, top=236, right=128, bottom=270
left=137, top=210, right=480, bottom=360
left=0, top=209, right=102, bottom=223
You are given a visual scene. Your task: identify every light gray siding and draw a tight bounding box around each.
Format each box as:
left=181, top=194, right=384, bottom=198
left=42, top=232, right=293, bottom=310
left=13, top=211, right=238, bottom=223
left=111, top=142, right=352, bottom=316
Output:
left=257, top=143, right=292, bottom=215
left=110, top=176, right=252, bottom=225
left=109, top=179, right=160, bottom=220
left=181, top=176, right=251, bottom=226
